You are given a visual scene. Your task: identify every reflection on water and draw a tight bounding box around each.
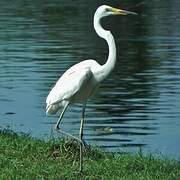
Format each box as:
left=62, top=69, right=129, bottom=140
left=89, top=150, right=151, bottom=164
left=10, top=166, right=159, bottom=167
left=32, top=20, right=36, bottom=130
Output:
left=0, top=0, right=180, bottom=159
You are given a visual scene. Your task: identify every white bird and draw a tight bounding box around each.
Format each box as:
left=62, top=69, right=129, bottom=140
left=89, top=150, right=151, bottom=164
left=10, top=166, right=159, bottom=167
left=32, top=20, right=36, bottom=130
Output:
left=46, top=5, right=137, bottom=173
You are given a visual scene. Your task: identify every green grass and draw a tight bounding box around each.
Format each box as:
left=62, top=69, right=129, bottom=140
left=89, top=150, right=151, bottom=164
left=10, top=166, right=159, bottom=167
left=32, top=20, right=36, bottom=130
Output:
left=0, top=130, right=180, bottom=180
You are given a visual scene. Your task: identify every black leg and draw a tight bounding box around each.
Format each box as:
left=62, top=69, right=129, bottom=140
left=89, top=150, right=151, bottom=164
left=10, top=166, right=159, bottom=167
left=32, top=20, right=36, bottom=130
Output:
left=54, top=101, right=84, bottom=144
left=79, top=103, right=86, bottom=173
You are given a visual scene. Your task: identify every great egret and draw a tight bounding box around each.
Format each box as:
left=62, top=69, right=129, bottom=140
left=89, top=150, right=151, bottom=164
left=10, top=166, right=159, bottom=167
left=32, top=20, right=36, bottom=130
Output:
left=46, top=5, right=137, bottom=172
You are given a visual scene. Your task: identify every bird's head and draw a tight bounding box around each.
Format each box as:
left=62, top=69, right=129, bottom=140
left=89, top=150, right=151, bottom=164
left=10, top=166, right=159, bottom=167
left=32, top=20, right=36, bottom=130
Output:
left=97, top=5, right=137, bottom=18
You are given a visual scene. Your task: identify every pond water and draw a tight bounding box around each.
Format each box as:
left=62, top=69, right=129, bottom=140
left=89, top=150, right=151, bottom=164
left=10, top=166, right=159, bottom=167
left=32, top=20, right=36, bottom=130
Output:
left=0, top=0, right=180, bottom=160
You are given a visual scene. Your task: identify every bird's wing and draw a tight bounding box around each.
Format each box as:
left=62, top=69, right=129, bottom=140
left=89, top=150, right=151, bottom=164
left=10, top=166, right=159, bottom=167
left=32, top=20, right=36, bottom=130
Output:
left=46, top=66, right=93, bottom=106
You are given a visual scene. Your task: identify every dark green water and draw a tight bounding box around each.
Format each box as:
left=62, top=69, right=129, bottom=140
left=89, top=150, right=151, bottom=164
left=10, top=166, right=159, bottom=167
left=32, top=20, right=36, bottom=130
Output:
left=0, top=0, right=180, bottom=159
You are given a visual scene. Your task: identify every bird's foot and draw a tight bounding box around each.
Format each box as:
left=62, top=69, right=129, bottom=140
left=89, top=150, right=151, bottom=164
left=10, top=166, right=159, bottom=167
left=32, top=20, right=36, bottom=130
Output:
left=81, top=139, right=90, bottom=149
left=73, top=170, right=83, bottom=176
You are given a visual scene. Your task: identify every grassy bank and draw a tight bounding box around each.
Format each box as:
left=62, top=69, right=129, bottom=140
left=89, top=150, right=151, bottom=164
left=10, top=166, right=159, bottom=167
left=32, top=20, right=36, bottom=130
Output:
left=0, top=130, right=180, bottom=180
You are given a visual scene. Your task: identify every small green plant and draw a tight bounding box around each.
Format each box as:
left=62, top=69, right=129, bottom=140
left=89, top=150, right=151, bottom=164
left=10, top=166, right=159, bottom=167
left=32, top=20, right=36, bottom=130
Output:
left=0, top=130, right=180, bottom=179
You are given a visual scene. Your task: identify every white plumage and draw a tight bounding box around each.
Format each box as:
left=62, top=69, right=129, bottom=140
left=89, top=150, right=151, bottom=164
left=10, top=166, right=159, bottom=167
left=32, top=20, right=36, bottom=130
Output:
left=46, top=60, right=101, bottom=115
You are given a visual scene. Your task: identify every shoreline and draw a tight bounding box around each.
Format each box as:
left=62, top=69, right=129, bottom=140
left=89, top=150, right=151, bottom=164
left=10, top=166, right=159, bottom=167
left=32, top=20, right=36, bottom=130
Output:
left=0, top=130, right=180, bottom=179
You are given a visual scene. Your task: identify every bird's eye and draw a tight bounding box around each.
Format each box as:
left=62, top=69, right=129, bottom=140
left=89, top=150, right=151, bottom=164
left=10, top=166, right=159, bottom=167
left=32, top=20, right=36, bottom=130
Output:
left=105, top=8, right=111, bottom=12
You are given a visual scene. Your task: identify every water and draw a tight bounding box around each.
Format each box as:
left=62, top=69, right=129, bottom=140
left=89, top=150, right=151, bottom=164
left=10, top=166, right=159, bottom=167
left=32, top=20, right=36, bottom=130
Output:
left=0, top=0, right=180, bottom=159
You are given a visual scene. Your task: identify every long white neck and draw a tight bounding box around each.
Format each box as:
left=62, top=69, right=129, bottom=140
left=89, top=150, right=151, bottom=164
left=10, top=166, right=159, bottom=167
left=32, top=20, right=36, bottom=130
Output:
left=94, top=11, right=116, bottom=82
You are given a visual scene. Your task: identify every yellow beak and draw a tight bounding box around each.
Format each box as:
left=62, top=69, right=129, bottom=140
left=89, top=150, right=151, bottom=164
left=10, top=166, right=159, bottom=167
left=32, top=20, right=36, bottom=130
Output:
left=112, top=7, right=137, bottom=16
